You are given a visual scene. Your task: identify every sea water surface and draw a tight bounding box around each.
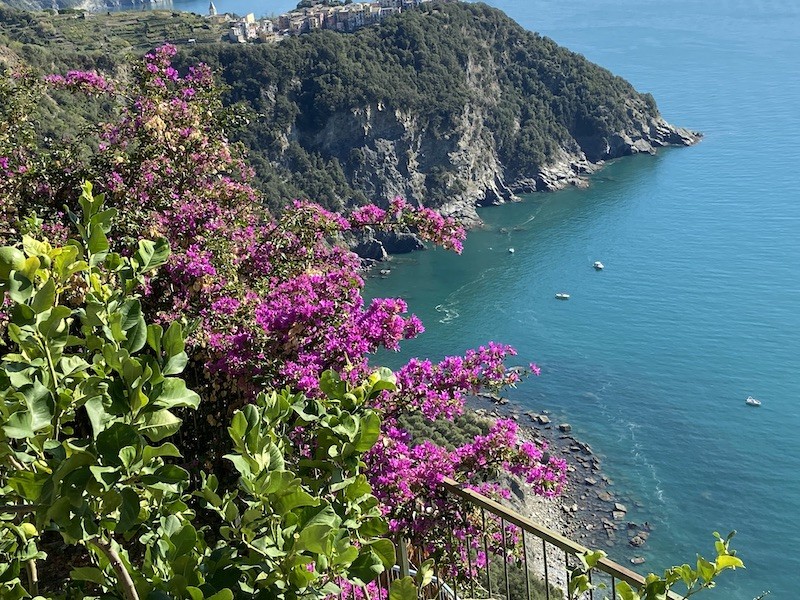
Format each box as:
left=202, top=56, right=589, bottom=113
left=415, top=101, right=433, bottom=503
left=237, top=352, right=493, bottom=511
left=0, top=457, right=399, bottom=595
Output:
left=362, top=1, right=800, bottom=598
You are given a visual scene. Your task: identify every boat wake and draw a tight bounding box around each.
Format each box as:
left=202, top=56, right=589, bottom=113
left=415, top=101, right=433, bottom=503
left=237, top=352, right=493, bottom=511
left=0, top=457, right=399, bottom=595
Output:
left=626, top=422, right=666, bottom=504
left=435, top=304, right=460, bottom=324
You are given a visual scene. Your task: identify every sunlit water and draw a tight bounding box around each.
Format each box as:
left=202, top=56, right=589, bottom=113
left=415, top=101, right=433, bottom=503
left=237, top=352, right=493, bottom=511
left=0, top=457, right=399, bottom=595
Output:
left=112, top=0, right=800, bottom=596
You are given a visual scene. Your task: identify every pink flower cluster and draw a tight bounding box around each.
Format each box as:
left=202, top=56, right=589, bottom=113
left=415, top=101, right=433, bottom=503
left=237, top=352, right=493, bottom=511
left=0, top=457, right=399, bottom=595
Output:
left=45, top=71, right=115, bottom=95
left=382, top=343, right=522, bottom=421
left=348, top=196, right=466, bottom=253
left=366, top=418, right=566, bottom=582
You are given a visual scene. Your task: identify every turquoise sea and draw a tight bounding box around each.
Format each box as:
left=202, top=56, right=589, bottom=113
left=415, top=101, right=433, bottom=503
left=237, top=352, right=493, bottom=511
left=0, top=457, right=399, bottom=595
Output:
left=120, top=0, right=798, bottom=597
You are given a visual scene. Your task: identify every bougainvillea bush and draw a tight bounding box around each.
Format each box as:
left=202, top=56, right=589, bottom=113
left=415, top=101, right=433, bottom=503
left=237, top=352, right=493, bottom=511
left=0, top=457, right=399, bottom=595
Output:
left=0, top=47, right=567, bottom=598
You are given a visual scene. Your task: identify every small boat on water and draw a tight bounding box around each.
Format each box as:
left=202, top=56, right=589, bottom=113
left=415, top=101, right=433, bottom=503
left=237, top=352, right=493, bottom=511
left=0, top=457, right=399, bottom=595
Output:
left=745, top=396, right=761, bottom=407
left=555, top=293, right=570, bottom=300
left=508, top=248, right=515, bottom=254
left=593, top=261, right=604, bottom=270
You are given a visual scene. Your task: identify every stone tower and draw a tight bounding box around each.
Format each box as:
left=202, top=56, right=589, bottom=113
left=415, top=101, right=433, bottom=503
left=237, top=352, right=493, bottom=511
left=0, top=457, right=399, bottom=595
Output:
left=209, top=1, right=217, bottom=16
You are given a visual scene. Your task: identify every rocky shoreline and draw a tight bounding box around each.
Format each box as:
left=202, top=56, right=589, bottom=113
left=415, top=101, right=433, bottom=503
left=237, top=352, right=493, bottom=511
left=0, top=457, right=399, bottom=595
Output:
left=468, top=394, right=653, bottom=569
left=350, top=114, right=700, bottom=262
left=436, top=110, right=702, bottom=228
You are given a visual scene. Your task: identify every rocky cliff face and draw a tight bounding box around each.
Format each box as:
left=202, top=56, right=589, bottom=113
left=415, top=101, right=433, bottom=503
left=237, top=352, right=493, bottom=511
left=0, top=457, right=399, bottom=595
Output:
left=302, top=97, right=698, bottom=229
left=303, top=102, right=520, bottom=227
left=281, top=4, right=701, bottom=231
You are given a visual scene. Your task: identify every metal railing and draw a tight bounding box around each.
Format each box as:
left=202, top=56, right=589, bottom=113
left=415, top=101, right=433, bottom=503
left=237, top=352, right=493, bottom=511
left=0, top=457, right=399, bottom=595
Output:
left=379, top=477, right=681, bottom=600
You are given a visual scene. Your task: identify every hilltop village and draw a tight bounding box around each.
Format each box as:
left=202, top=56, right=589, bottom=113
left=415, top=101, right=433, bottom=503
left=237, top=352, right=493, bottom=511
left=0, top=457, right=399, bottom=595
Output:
left=222, top=0, right=450, bottom=43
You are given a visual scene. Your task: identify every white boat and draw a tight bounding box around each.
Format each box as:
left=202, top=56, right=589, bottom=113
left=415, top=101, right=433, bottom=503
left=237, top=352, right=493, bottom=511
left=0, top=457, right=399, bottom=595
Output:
left=508, top=248, right=515, bottom=254
left=745, top=396, right=761, bottom=407
left=593, top=261, right=604, bottom=270
left=555, top=293, right=570, bottom=300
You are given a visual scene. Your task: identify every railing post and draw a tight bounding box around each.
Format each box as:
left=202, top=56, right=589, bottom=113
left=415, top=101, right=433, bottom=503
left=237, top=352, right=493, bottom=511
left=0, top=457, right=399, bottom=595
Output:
left=397, top=536, right=411, bottom=579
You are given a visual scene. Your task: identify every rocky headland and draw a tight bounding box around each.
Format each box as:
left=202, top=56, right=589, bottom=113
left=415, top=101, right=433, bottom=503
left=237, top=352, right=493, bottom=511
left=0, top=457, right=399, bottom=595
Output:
left=333, top=100, right=699, bottom=232
left=178, top=1, right=700, bottom=237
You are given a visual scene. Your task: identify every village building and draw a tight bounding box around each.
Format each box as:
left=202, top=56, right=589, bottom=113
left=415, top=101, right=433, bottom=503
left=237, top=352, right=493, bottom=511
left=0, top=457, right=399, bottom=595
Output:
left=225, top=0, right=446, bottom=44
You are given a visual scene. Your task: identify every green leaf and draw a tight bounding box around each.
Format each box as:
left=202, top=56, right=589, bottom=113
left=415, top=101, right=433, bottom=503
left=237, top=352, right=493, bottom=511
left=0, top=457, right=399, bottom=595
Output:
left=224, top=454, right=252, bottom=478
left=170, top=523, right=198, bottom=559
left=0, top=582, right=28, bottom=600
left=3, top=411, right=35, bottom=439
left=349, top=548, right=384, bottom=585
left=186, top=588, right=204, bottom=600
left=344, top=475, right=372, bottom=502
left=97, top=423, right=140, bottom=466
left=163, top=351, right=188, bottom=376
left=31, top=278, right=56, bottom=314
left=119, top=446, right=138, bottom=470
left=142, top=442, right=182, bottom=463
left=117, top=487, right=140, bottom=534
left=19, top=256, right=40, bottom=280
left=354, top=412, right=381, bottom=452
left=90, top=466, right=120, bottom=490
left=615, top=581, right=639, bottom=600
left=8, top=471, right=48, bottom=501
left=84, top=396, right=112, bottom=439
left=139, top=409, right=182, bottom=442
left=146, top=324, right=163, bottom=354
left=3, top=382, right=53, bottom=439
left=60, top=355, right=90, bottom=377
left=415, top=559, right=435, bottom=588
left=0, top=246, right=26, bottom=279
left=134, top=238, right=170, bottom=273
left=7, top=271, right=34, bottom=303
left=70, top=566, right=106, bottom=585
left=697, top=557, right=716, bottom=582
left=51, top=244, right=80, bottom=279
left=331, top=544, right=359, bottom=568
left=716, top=555, right=744, bottom=570
left=359, top=517, right=389, bottom=538
left=389, top=577, right=417, bottom=600
left=273, top=486, right=319, bottom=515
left=87, top=225, right=109, bottom=264
left=319, top=370, right=347, bottom=399
left=365, top=538, right=395, bottom=569
left=119, top=300, right=147, bottom=353
left=23, top=380, right=55, bottom=431
left=162, top=321, right=185, bottom=358
left=37, top=306, right=71, bottom=340
left=368, top=367, right=397, bottom=396
left=23, top=235, right=51, bottom=258
left=296, top=505, right=337, bottom=553
left=140, top=465, right=189, bottom=490
left=206, top=591, right=234, bottom=600
left=154, top=378, right=200, bottom=410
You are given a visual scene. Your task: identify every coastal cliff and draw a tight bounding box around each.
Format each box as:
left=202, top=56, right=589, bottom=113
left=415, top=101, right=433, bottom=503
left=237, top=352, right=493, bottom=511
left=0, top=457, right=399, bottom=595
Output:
left=304, top=99, right=697, bottom=227
left=187, top=2, right=699, bottom=226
